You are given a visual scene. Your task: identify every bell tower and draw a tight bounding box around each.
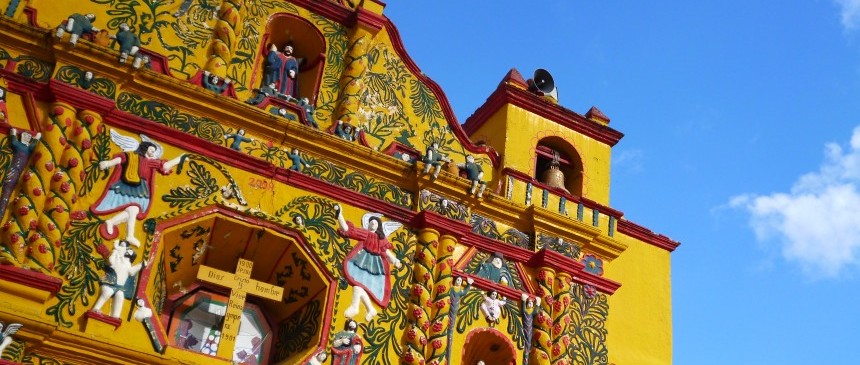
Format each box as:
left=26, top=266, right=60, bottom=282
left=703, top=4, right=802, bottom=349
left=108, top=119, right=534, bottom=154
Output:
left=462, top=68, right=623, bottom=206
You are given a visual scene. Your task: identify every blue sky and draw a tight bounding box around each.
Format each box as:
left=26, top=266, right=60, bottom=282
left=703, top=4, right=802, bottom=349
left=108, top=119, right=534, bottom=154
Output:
left=386, top=1, right=860, bottom=364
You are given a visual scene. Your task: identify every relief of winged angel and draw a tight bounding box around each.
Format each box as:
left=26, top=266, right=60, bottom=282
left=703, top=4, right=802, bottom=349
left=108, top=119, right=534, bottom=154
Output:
left=90, top=130, right=184, bottom=247
left=333, top=204, right=403, bottom=322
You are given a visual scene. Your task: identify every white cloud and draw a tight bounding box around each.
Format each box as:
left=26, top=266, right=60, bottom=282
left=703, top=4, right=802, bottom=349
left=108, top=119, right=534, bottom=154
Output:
left=612, top=149, right=644, bottom=173
left=731, top=126, right=860, bottom=278
left=835, top=0, right=860, bottom=30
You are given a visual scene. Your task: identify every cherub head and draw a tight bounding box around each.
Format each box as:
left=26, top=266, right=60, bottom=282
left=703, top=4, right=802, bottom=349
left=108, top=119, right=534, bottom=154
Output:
left=238, top=129, right=245, bottom=136
left=466, top=155, right=475, bottom=163
left=119, top=23, right=130, bottom=32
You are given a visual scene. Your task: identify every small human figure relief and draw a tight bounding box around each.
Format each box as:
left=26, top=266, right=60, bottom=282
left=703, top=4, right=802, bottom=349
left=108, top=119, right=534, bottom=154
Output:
left=134, top=298, right=165, bottom=353
left=480, top=290, right=506, bottom=325
left=476, top=252, right=513, bottom=286
left=55, top=13, right=99, bottom=46
left=0, top=321, right=23, bottom=359
left=306, top=349, right=328, bottom=365
left=0, top=83, right=8, bottom=123
left=287, top=148, right=309, bottom=172
left=458, top=155, right=487, bottom=197
left=201, top=70, right=231, bottom=94
left=334, top=204, right=403, bottom=322
left=334, top=120, right=356, bottom=142
left=331, top=319, right=362, bottom=365
left=224, top=129, right=251, bottom=151
left=298, top=97, right=319, bottom=129
left=92, top=239, right=146, bottom=318
left=109, top=23, right=142, bottom=65
left=520, top=293, right=541, bottom=364
left=446, top=276, right=473, bottom=363
left=0, top=128, right=41, bottom=220
left=264, top=44, right=299, bottom=99
left=422, top=142, right=451, bottom=180
left=291, top=214, right=305, bottom=229
left=91, top=130, right=185, bottom=247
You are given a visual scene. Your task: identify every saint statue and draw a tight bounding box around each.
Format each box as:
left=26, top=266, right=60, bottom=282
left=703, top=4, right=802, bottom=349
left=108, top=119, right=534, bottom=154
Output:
left=476, top=252, right=513, bottom=286
left=331, top=319, right=362, bottom=365
left=521, top=293, right=541, bottom=364
left=264, top=44, right=299, bottom=98
left=91, top=130, right=185, bottom=247
left=0, top=128, right=41, bottom=220
left=334, top=204, right=402, bottom=321
left=92, top=239, right=146, bottom=318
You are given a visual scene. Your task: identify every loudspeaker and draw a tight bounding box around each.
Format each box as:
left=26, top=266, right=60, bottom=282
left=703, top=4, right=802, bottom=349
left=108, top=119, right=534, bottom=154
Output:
left=527, top=68, right=558, bottom=101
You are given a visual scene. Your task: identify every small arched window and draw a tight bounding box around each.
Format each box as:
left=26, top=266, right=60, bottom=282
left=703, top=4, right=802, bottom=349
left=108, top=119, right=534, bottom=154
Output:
left=534, top=137, right=583, bottom=196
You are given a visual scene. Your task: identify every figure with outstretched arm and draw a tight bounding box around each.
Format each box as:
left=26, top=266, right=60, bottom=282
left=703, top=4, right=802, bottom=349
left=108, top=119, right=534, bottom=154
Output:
left=91, top=130, right=184, bottom=247
left=334, top=204, right=402, bottom=322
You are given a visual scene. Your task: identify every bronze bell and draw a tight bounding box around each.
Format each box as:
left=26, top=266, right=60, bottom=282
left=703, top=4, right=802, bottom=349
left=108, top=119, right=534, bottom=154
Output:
left=541, top=151, right=568, bottom=192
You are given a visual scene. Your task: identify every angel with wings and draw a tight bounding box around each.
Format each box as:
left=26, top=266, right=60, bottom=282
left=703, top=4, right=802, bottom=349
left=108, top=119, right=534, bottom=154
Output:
left=90, top=130, right=184, bottom=247
left=334, top=204, right=403, bottom=321
left=0, top=321, right=22, bottom=358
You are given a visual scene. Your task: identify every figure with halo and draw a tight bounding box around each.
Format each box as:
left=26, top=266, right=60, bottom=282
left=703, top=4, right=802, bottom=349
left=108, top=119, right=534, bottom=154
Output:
left=90, top=130, right=184, bottom=247
left=333, top=204, right=403, bottom=321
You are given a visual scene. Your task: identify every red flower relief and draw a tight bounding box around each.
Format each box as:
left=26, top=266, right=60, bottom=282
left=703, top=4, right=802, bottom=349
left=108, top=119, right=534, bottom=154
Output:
left=68, top=158, right=79, bottom=168
left=431, top=321, right=443, bottom=332
left=32, top=187, right=42, bottom=196
left=431, top=339, right=442, bottom=349
left=38, top=244, right=47, bottom=254
left=17, top=206, right=29, bottom=216
left=60, top=182, right=71, bottom=193
left=81, top=139, right=92, bottom=149
left=52, top=171, right=64, bottom=182
left=70, top=210, right=87, bottom=220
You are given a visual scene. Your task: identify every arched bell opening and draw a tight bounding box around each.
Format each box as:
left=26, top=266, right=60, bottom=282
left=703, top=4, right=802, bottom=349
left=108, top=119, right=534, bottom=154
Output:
left=136, top=207, right=334, bottom=365
left=251, top=13, right=326, bottom=105
left=534, top=136, right=583, bottom=196
left=460, top=327, right=517, bottom=365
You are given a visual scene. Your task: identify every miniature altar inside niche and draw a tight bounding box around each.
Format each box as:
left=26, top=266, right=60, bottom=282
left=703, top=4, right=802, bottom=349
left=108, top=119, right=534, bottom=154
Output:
left=152, top=211, right=332, bottom=364
left=166, top=289, right=272, bottom=364
left=252, top=13, right=326, bottom=104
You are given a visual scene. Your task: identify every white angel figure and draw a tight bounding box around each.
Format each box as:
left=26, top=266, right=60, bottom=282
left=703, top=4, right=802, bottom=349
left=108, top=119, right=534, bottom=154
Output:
left=334, top=204, right=403, bottom=321
left=0, top=322, right=22, bottom=358
left=90, top=129, right=184, bottom=246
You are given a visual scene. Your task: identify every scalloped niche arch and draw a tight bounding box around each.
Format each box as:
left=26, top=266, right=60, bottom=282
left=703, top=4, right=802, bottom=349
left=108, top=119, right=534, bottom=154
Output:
left=251, top=13, right=326, bottom=104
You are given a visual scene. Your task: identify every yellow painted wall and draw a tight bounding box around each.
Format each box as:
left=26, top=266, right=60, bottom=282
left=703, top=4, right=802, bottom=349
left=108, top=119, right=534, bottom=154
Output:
left=605, top=235, right=674, bottom=365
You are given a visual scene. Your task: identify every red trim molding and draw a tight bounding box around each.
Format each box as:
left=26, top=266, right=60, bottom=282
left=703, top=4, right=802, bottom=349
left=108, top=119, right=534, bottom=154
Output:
left=617, top=219, right=680, bottom=252
left=410, top=210, right=471, bottom=238
left=463, top=77, right=625, bottom=147
left=0, top=264, right=63, bottom=294
left=531, top=248, right=620, bottom=294
left=84, top=310, right=123, bottom=329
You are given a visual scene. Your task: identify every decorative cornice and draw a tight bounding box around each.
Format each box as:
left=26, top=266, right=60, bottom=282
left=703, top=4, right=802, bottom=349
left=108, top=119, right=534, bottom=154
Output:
left=463, top=77, right=625, bottom=147
left=617, top=219, right=680, bottom=252
left=531, top=248, right=620, bottom=294
left=410, top=210, right=471, bottom=238
left=0, top=264, right=63, bottom=294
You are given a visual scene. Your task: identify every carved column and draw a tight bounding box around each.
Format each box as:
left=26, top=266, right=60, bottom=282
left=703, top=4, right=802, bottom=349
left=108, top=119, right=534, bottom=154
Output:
left=531, top=267, right=555, bottom=365
left=552, top=272, right=573, bottom=365
left=204, top=0, right=245, bottom=77
left=333, top=29, right=371, bottom=124
left=403, top=227, right=439, bottom=365
left=425, top=233, right=457, bottom=365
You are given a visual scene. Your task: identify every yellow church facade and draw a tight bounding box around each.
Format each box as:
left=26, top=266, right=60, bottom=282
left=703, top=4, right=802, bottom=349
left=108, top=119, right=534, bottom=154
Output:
left=0, top=1, right=678, bottom=365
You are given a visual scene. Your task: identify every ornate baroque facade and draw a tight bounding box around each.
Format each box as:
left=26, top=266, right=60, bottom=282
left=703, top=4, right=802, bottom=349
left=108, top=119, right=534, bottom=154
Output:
left=0, top=1, right=679, bottom=365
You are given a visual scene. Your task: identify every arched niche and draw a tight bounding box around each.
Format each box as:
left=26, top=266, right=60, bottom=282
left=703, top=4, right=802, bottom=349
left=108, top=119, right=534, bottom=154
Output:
left=460, top=328, right=517, bottom=365
left=251, top=13, right=326, bottom=104
left=534, top=136, right=583, bottom=196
